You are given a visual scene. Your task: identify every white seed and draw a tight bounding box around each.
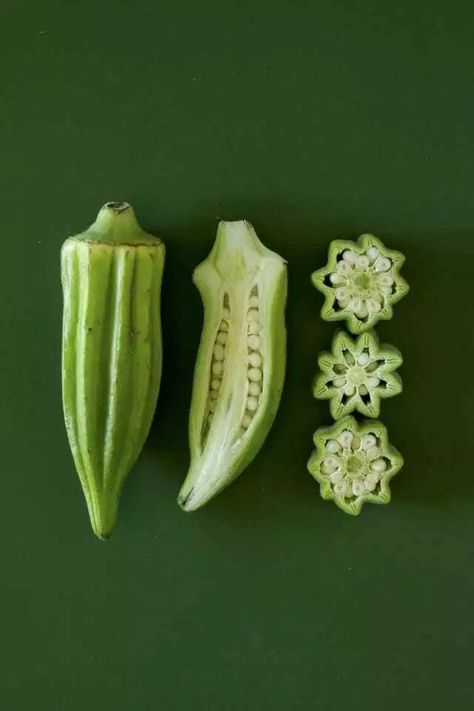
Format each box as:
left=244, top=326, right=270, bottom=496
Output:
left=366, top=471, right=380, bottom=486
left=332, top=376, right=346, bottom=388
left=209, top=389, right=219, bottom=400
left=247, top=309, right=259, bottom=322
left=357, top=352, right=370, bottom=366
left=246, top=396, right=258, bottom=412
left=336, top=259, right=353, bottom=274
left=334, top=483, right=346, bottom=495
left=338, top=296, right=351, bottom=309
left=343, top=482, right=353, bottom=497
left=377, top=273, right=394, bottom=287
left=242, top=413, right=252, bottom=428
left=211, top=378, right=221, bottom=390
left=361, top=434, right=377, bottom=450
left=330, top=272, right=346, bottom=285
left=248, top=367, right=263, bottom=382
left=212, top=361, right=223, bottom=376
left=370, top=458, right=387, bottom=472
left=222, top=307, right=230, bottom=319
left=351, top=435, right=361, bottom=451
left=364, top=478, right=377, bottom=492
left=208, top=400, right=216, bottom=413
left=248, top=321, right=260, bottom=335
left=367, top=376, right=380, bottom=387
left=366, top=297, right=382, bottom=314
left=374, top=256, right=392, bottom=273
left=247, top=334, right=261, bottom=350
left=352, top=481, right=366, bottom=496
left=379, top=284, right=393, bottom=296
left=329, top=471, right=344, bottom=484
left=355, top=300, right=368, bottom=318
left=359, top=384, right=368, bottom=396
left=216, top=331, right=228, bottom=345
left=248, top=352, right=262, bottom=368
left=249, top=295, right=259, bottom=308
left=366, top=446, right=381, bottom=461
left=367, top=247, right=379, bottom=262
left=343, top=382, right=355, bottom=397
left=322, top=456, right=340, bottom=474
left=213, top=343, right=225, bottom=361
left=335, top=287, right=349, bottom=302
left=342, top=250, right=358, bottom=265
left=351, top=297, right=363, bottom=314
left=248, top=381, right=261, bottom=396
left=219, top=320, right=229, bottom=331
left=357, top=255, right=370, bottom=269
left=326, top=439, right=342, bottom=454
left=339, top=430, right=353, bottom=449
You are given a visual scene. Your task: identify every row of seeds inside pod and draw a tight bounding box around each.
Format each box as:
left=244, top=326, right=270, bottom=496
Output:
left=207, top=306, right=231, bottom=422
left=242, top=294, right=263, bottom=431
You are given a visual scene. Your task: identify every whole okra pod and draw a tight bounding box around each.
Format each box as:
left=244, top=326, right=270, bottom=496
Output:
left=61, top=202, right=165, bottom=539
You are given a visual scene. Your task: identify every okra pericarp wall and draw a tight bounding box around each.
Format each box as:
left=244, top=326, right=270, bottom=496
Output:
left=61, top=202, right=165, bottom=539
left=178, top=220, right=287, bottom=512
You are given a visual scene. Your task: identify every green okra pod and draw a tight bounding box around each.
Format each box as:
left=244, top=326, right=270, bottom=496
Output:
left=61, top=202, right=165, bottom=539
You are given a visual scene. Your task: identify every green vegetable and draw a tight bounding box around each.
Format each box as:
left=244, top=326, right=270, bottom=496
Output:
left=311, top=234, right=409, bottom=334
left=314, top=330, right=402, bottom=419
left=307, top=416, right=404, bottom=515
left=178, top=220, right=287, bottom=511
left=61, top=202, right=165, bottom=539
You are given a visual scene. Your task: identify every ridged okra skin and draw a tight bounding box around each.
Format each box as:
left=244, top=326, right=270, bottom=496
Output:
left=61, top=202, right=165, bottom=539
left=178, top=220, right=287, bottom=511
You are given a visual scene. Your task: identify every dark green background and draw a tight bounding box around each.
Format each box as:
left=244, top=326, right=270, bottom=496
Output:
left=2, top=1, right=474, bottom=708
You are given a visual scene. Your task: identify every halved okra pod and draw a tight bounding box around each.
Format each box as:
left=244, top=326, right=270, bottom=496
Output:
left=178, top=220, right=287, bottom=511
left=61, top=202, right=165, bottom=539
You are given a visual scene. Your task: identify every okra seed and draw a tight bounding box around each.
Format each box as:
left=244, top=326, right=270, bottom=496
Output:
left=366, top=446, right=380, bottom=461
left=335, top=287, right=349, bottom=302
left=364, top=478, right=377, bottom=492
left=246, top=396, right=258, bottom=412
left=357, top=255, right=370, bottom=269
left=330, top=272, right=345, bottom=285
left=367, top=376, right=380, bottom=387
left=242, top=413, right=252, bottom=428
left=339, top=430, right=353, bottom=448
left=366, top=471, right=380, bottom=485
left=343, top=382, right=355, bottom=397
left=370, top=458, right=387, bottom=472
left=247, top=309, right=259, bottom=322
left=361, top=434, right=377, bottom=450
left=219, top=320, right=229, bottom=331
left=351, top=435, right=361, bottom=450
left=248, top=381, right=261, bottom=396
left=366, top=298, right=382, bottom=314
left=355, top=300, right=368, bottom=318
left=342, top=250, right=358, bottom=265
left=212, top=361, right=223, bottom=376
left=332, top=376, right=346, bottom=388
left=344, top=351, right=356, bottom=366
left=357, top=352, right=370, bottom=366
left=247, top=334, right=261, bottom=350
left=211, top=378, right=221, bottom=390
left=213, top=343, right=225, bottom=361
left=378, top=274, right=394, bottom=287
left=322, top=456, right=340, bottom=474
left=326, top=439, right=342, bottom=454
left=374, top=256, right=392, bottom=273
left=336, top=261, right=353, bottom=275
left=209, top=390, right=218, bottom=400
left=330, top=471, right=344, bottom=484
left=379, top=284, right=393, bottom=296
left=248, top=367, right=263, bottom=382
left=352, top=481, right=367, bottom=496
left=216, top=331, right=228, bottom=345
left=367, top=247, right=379, bottom=262
left=248, top=352, right=262, bottom=368
left=359, top=384, right=368, bottom=396
left=248, top=322, right=260, bottom=335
